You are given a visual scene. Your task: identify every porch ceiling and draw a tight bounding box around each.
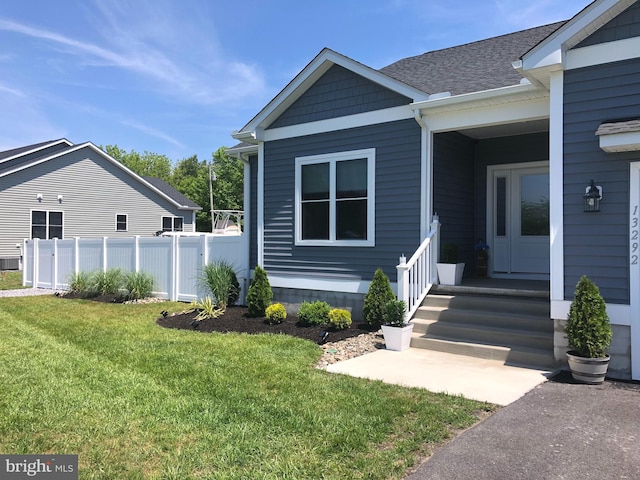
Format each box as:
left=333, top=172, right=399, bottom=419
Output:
left=457, top=118, right=549, bottom=140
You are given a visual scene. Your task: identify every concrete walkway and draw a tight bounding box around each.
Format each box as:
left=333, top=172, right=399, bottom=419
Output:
left=325, top=348, right=553, bottom=406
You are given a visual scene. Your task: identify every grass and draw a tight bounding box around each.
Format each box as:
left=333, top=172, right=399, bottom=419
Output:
left=0, top=296, right=494, bottom=479
left=0, top=271, right=25, bottom=290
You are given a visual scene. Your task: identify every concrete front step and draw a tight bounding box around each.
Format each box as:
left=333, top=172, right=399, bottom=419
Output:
left=410, top=334, right=556, bottom=368
left=411, top=318, right=553, bottom=351
left=422, top=293, right=549, bottom=316
left=414, top=305, right=553, bottom=333
left=408, top=290, right=555, bottom=369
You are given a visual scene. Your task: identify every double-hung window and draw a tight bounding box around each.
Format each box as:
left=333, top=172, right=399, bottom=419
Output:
left=116, top=214, right=128, bottom=232
left=295, top=148, right=375, bottom=246
left=162, top=216, right=184, bottom=232
left=31, top=210, right=63, bottom=239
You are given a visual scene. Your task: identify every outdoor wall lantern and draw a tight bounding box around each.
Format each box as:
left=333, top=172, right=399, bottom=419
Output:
left=584, top=180, right=602, bottom=213
left=36, top=193, right=43, bottom=201
left=57, top=194, right=63, bottom=202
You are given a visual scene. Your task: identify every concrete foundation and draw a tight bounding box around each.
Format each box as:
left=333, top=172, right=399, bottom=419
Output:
left=272, top=287, right=365, bottom=321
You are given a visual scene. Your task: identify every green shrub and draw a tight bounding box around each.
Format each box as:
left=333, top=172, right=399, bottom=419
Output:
left=190, top=296, right=224, bottom=321
left=298, top=300, right=331, bottom=326
left=246, top=266, right=273, bottom=317
left=199, top=260, right=239, bottom=310
left=382, top=299, right=407, bottom=327
left=265, top=303, right=287, bottom=325
left=68, top=271, right=93, bottom=296
left=565, top=276, right=612, bottom=358
left=363, top=268, right=396, bottom=327
left=328, top=308, right=352, bottom=330
left=91, top=268, right=124, bottom=295
left=123, top=271, right=155, bottom=301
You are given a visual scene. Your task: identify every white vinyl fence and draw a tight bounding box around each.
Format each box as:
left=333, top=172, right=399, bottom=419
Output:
left=22, top=235, right=249, bottom=303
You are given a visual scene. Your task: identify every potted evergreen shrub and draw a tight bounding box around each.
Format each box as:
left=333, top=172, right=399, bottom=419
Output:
left=565, top=275, right=612, bottom=384
left=381, top=299, right=413, bottom=351
left=436, top=243, right=465, bottom=285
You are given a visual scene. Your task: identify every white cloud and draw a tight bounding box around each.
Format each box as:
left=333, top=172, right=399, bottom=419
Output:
left=0, top=5, right=267, bottom=106
left=121, top=119, right=185, bottom=149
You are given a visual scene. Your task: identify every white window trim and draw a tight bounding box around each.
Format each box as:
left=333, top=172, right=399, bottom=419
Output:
left=115, top=213, right=128, bottom=232
left=30, top=209, right=64, bottom=239
left=295, top=148, right=375, bottom=247
left=162, top=215, right=184, bottom=232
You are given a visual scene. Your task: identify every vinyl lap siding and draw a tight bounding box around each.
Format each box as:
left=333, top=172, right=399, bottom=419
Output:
left=269, top=65, right=411, bottom=129
left=576, top=2, right=640, bottom=48
left=563, top=58, right=640, bottom=304
left=0, top=148, right=194, bottom=257
left=433, top=132, right=476, bottom=267
left=262, top=119, right=422, bottom=282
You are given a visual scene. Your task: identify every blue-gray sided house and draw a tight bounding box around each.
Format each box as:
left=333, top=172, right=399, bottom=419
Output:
left=230, top=0, right=640, bottom=380
left=0, top=139, right=201, bottom=268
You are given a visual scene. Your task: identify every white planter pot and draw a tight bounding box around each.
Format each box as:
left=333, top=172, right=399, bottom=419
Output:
left=436, top=263, right=465, bottom=285
left=381, top=323, right=414, bottom=351
left=566, top=351, right=610, bottom=384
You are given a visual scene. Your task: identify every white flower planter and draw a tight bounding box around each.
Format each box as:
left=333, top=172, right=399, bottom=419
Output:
left=381, top=323, right=414, bottom=351
left=436, top=263, right=465, bottom=285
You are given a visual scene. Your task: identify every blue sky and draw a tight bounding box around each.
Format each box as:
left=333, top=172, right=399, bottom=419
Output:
left=0, top=0, right=590, bottom=163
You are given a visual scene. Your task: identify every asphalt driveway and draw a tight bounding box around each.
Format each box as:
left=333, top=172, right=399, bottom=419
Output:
left=406, top=371, right=640, bottom=480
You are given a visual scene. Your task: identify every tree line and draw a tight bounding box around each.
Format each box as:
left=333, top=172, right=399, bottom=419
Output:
left=103, top=145, right=243, bottom=232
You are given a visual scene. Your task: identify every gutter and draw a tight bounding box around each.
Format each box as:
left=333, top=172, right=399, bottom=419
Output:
left=410, top=82, right=541, bottom=111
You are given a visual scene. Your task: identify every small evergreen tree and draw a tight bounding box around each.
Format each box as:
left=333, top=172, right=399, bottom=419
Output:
left=363, top=268, right=396, bottom=327
left=246, top=265, right=272, bottom=317
left=565, top=275, right=612, bottom=358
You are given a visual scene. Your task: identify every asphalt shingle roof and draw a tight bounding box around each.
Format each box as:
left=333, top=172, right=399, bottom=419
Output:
left=142, top=176, right=201, bottom=209
left=0, top=139, right=64, bottom=162
left=379, top=22, right=566, bottom=96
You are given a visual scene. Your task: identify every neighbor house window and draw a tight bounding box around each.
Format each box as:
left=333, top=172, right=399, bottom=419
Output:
left=116, top=214, right=128, bottom=232
left=162, top=216, right=184, bottom=232
left=31, top=210, right=63, bottom=239
left=295, top=148, right=375, bottom=246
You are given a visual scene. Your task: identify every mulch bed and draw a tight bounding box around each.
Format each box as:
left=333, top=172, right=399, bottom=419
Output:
left=59, top=293, right=374, bottom=345
left=157, top=306, right=376, bottom=344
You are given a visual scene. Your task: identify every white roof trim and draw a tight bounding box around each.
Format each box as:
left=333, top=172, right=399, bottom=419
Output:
left=0, top=142, right=199, bottom=210
left=0, top=139, right=73, bottom=164
left=522, top=0, right=637, bottom=72
left=410, top=83, right=543, bottom=112
left=233, top=48, right=428, bottom=138
left=598, top=131, right=640, bottom=152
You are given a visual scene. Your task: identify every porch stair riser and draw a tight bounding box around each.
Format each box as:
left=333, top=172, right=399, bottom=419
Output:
left=410, top=291, right=555, bottom=369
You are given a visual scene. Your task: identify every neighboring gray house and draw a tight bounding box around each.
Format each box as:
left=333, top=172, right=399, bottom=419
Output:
left=0, top=139, right=201, bottom=267
left=230, top=0, right=640, bottom=380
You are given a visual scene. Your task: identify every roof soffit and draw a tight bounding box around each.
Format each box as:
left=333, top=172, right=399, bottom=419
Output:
left=234, top=48, right=428, bottom=139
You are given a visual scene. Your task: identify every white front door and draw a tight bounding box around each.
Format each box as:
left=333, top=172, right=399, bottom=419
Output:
left=488, top=162, right=550, bottom=277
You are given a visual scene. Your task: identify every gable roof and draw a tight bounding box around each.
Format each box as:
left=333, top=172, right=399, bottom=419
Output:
left=142, top=176, right=201, bottom=209
left=521, top=0, right=638, bottom=72
left=379, top=22, right=565, bottom=97
left=0, top=140, right=201, bottom=211
left=0, top=139, right=73, bottom=163
left=233, top=48, right=429, bottom=140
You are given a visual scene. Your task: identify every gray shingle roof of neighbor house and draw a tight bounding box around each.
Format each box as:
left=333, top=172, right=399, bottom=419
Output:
left=142, top=176, right=202, bottom=210
left=379, top=21, right=566, bottom=96
left=0, top=139, right=68, bottom=162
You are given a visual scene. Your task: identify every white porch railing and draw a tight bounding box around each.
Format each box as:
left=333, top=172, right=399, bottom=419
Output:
left=396, top=218, right=440, bottom=321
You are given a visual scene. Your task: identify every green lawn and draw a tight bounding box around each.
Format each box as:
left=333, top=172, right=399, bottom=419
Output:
left=0, top=271, right=25, bottom=290
left=0, top=297, right=494, bottom=479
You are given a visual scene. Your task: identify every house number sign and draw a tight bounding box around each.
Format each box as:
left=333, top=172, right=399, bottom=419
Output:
left=632, top=205, right=639, bottom=265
